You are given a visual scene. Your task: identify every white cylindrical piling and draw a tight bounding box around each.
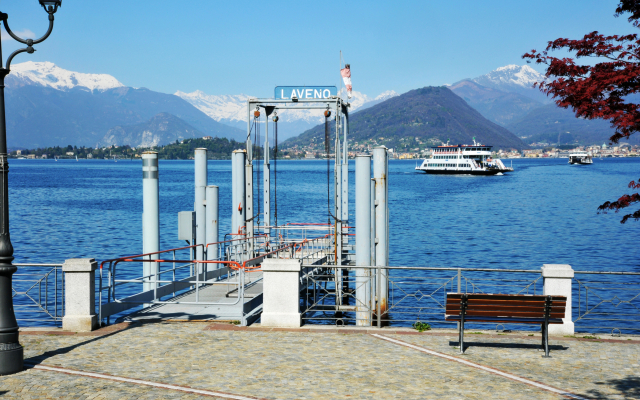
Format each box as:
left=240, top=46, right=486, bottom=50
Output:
left=142, top=151, right=159, bottom=294
left=194, top=148, right=207, bottom=267
left=373, top=146, right=389, bottom=319
left=355, top=155, right=372, bottom=326
left=206, top=185, right=219, bottom=263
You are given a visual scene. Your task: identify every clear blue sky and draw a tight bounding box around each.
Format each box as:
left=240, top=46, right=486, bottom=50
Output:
left=0, top=1, right=635, bottom=97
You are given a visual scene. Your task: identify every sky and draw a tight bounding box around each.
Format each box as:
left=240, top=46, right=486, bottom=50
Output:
left=0, top=1, right=636, bottom=98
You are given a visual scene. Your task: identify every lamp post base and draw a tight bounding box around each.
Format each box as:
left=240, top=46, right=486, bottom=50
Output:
left=0, top=344, right=23, bottom=375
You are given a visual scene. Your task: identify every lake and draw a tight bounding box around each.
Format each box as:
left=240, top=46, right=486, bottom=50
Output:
left=9, top=157, right=639, bottom=272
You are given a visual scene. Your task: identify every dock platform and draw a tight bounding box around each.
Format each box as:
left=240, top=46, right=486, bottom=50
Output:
left=120, top=272, right=264, bottom=324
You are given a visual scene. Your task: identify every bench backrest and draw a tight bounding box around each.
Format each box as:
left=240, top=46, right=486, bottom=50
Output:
left=446, top=293, right=566, bottom=321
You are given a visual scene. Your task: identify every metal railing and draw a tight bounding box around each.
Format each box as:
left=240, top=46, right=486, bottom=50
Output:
left=13, top=263, right=64, bottom=326
left=574, top=271, right=640, bottom=335
left=99, top=230, right=335, bottom=325
left=301, top=266, right=541, bottom=328
left=300, top=265, right=640, bottom=333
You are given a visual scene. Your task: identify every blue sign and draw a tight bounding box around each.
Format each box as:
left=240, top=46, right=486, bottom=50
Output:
left=275, top=86, right=337, bottom=100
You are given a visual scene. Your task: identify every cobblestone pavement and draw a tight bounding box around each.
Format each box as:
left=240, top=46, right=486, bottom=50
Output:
left=386, top=331, right=640, bottom=400
left=0, top=323, right=635, bottom=399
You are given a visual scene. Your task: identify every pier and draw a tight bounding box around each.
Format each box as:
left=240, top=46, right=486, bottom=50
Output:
left=8, top=89, right=640, bottom=400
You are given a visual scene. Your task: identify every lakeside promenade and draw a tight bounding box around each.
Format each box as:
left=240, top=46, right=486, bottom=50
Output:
left=0, top=321, right=637, bottom=399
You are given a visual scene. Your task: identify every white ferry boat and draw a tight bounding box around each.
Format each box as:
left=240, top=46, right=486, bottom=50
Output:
left=568, top=151, right=593, bottom=165
left=415, top=141, right=513, bottom=175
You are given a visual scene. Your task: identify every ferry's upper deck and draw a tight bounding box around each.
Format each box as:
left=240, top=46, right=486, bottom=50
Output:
left=429, top=144, right=493, bottom=157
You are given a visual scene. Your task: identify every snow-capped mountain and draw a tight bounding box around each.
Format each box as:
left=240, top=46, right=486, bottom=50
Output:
left=175, top=89, right=398, bottom=140
left=8, top=61, right=124, bottom=92
left=468, top=64, right=550, bottom=103
left=473, top=65, right=545, bottom=88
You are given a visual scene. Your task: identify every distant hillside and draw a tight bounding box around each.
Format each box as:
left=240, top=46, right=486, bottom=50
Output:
left=5, top=79, right=244, bottom=148
left=283, top=86, right=525, bottom=150
left=505, top=103, right=640, bottom=146
left=449, top=81, right=543, bottom=127
left=100, top=112, right=205, bottom=147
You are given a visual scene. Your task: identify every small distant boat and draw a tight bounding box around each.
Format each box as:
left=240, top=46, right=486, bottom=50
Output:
left=75, top=155, right=78, bottom=161
left=54, top=156, right=58, bottom=161
left=568, top=152, right=593, bottom=165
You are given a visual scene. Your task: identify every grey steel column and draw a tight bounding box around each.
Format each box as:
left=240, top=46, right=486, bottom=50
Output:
left=231, top=151, right=237, bottom=236
left=370, top=178, right=376, bottom=267
left=206, top=185, right=219, bottom=263
left=355, top=155, right=371, bottom=326
left=142, top=152, right=159, bottom=293
left=231, top=150, right=246, bottom=235
left=194, top=148, right=207, bottom=269
left=245, top=159, right=253, bottom=259
left=341, top=109, right=348, bottom=243
left=334, top=114, right=342, bottom=306
left=370, top=177, right=376, bottom=313
left=264, top=115, right=270, bottom=236
left=373, top=146, right=388, bottom=319
left=335, top=116, right=342, bottom=263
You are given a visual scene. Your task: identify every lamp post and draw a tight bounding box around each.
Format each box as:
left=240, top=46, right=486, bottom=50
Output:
left=0, top=1, right=61, bottom=375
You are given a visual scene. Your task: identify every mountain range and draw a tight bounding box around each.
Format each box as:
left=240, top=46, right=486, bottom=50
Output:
left=174, top=89, right=399, bottom=141
left=449, top=65, right=639, bottom=146
left=4, top=61, right=636, bottom=150
left=5, top=62, right=244, bottom=148
left=284, top=86, right=525, bottom=150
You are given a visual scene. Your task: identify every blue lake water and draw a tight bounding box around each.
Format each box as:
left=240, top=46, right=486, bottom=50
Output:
left=9, top=157, right=640, bottom=329
left=9, top=157, right=639, bottom=271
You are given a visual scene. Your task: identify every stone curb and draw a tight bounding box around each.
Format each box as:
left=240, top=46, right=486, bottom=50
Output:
left=18, top=322, right=640, bottom=345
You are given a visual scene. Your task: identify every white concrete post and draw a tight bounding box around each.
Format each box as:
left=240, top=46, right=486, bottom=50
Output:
left=355, top=155, right=371, bottom=326
left=373, top=146, right=389, bottom=315
left=195, top=148, right=207, bottom=273
left=142, top=151, right=159, bottom=292
left=542, top=264, right=574, bottom=335
left=206, top=185, right=219, bottom=263
left=261, top=258, right=301, bottom=328
left=62, top=258, right=98, bottom=332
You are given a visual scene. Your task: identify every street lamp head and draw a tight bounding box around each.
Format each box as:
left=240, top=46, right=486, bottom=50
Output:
left=39, top=0, right=61, bottom=14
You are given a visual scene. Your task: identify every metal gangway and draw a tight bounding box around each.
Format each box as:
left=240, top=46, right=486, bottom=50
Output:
left=96, top=92, right=370, bottom=326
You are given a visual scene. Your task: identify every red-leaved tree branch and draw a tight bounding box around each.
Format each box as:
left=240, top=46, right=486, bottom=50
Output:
left=522, top=0, right=640, bottom=223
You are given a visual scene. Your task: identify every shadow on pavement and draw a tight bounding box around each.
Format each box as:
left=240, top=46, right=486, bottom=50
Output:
left=449, top=340, right=569, bottom=352
left=582, top=375, right=640, bottom=399
left=22, top=320, right=156, bottom=368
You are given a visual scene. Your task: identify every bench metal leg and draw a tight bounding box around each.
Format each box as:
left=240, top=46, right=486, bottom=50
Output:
left=542, top=322, right=550, bottom=358
left=459, top=316, right=465, bottom=354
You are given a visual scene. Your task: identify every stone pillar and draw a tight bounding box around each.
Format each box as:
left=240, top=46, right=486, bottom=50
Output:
left=261, top=258, right=301, bottom=328
left=62, top=258, right=98, bottom=332
left=542, top=264, right=574, bottom=335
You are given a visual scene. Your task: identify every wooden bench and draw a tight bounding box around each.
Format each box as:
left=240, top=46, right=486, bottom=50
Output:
left=445, top=293, right=567, bottom=357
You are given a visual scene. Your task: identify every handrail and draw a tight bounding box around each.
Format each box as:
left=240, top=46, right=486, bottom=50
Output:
left=99, top=243, right=204, bottom=270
